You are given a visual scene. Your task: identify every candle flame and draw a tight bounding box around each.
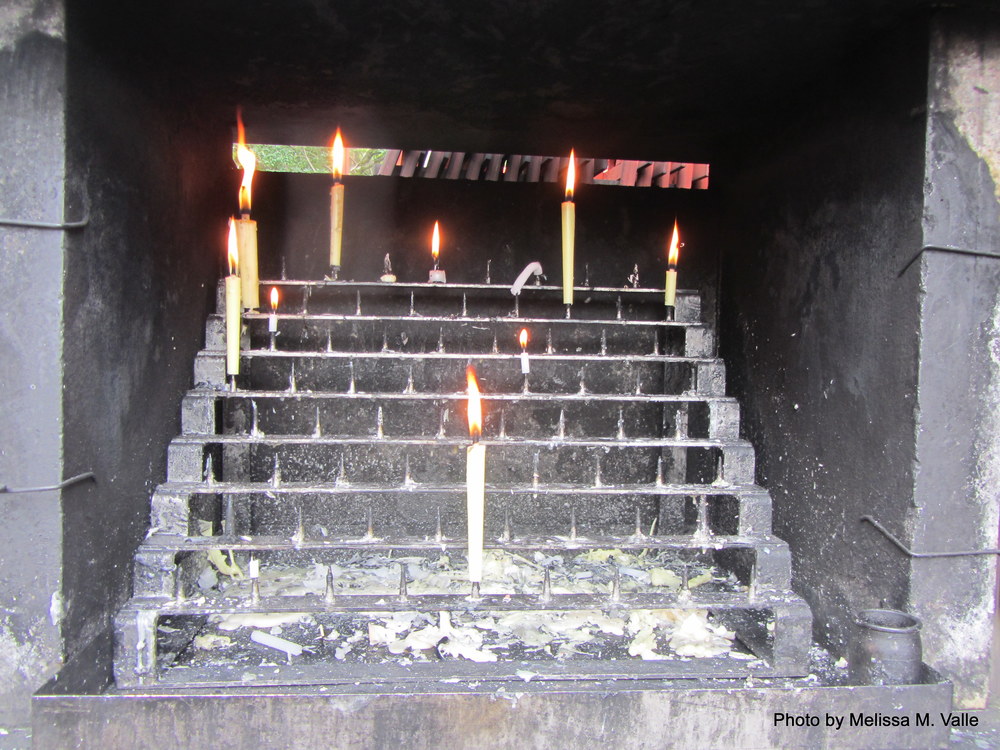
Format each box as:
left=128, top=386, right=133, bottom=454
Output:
left=227, top=218, right=239, bottom=275
left=270, top=286, right=279, bottom=311
left=467, top=365, right=482, bottom=440
left=331, top=129, right=345, bottom=180
left=236, top=109, right=256, bottom=213
left=432, top=221, right=441, bottom=263
left=668, top=219, right=680, bottom=267
left=565, top=149, right=576, bottom=200
left=519, top=328, right=528, bottom=349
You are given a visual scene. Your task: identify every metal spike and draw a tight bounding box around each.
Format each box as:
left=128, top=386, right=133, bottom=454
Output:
left=288, top=361, right=297, bottom=393
left=471, top=581, right=481, bottom=600
left=404, top=454, right=414, bottom=487
left=435, top=507, right=443, bottom=542
left=499, top=409, right=506, bottom=439
left=313, top=406, right=322, bottom=438
left=583, top=263, right=591, bottom=287
left=347, top=360, right=356, bottom=394
left=271, top=455, right=282, bottom=487
left=617, top=408, right=626, bottom=440
left=521, top=374, right=530, bottom=394
left=437, top=408, right=448, bottom=439
left=611, top=566, right=621, bottom=602
left=376, top=406, right=384, bottom=438
left=681, top=562, right=690, bottom=590
left=251, top=576, right=261, bottom=604
left=630, top=263, right=640, bottom=288
left=717, top=452, right=725, bottom=483
left=355, top=290, right=362, bottom=316
left=280, top=257, right=287, bottom=280
left=398, top=564, right=409, bottom=603
left=655, top=455, right=665, bottom=487
left=578, top=368, right=587, bottom=395
left=556, top=409, right=566, bottom=440
left=325, top=565, right=336, bottom=603
left=565, top=304, right=572, bottom=320
left=461, top=293, right=467, bottom=317
left=697, top=494, right=710, bottom=538
left=653, top=334, right=661, bottom=356
left=594, top=454, right=603, bottom=488
left=635, top=371, right=643, bottom=395
left=269, top=330, right=277, bottom=351
left=325, top=327, right=333, bottom=353
left=174, top=571, right=186, bottom=602
left=250, top=399, right=260, bottom=437
left=224, top=495, right=237, bottom=537
left=570, top=506, right=577, bottom=541
left=381, top=330, right=390, bottom=353
left=541, top=568, right=552, bottom=603
left=532, top=452, right=540, bottom=489
left=634, top=506, right=644, bottom=537
left=301, top=286, right=311, bottom=314
left=545, top=329, right=554, bottom=354
left=229, top=374, right=237, bottom=393
left=502, top=507, right=511, bottom=543
left=203, top=454, right=215, bottom=484
left=437, top=328, right=446, bottom=353
left=335, top=455, right=348, bottom=486
left=404, top=366, right=414, bottom=394
left=293, top=507, right=305, bottom=544
left=600, top=329, right=608, bottom=356
left=409, top=291, right=416, bottom=316
left=365, top=506, right=374, bottom=539
left=491, top=333, right=499, bottom=354
left=513, top=295, right=520, bottom=318
left=485, top=259, right=492, bottom=284
left=616, top=295, right=623, bottom=320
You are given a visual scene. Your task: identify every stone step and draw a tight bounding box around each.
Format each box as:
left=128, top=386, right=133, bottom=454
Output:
left=194, top=351, right=727, bottom=396
left=150, top=483, right=774, bottom=539
left=166, top=435, right=757, bottom=486
left=226, top=280, right=703, bottom=324
left=181, top=391, right=740, bottom=441
left=205, top=314, right=716, bottom=358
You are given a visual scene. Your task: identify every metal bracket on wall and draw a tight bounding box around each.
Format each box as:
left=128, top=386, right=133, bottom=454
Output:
left=861, top=516, right=1000, bottom=558
left=0, top=214, right=89, bottom=231
left=0, top=472, right=95, bottom=495
left=898, top=245, right=1000, bottom=277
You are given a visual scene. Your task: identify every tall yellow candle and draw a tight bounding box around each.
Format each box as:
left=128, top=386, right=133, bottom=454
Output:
left=665, top=219, right=680, bottom=312
left=561, top=150, right=576, bottom=305
left=236, top=113, right=259, bottom=310
left=225, top=219, right=242, bottom=377
left=466, top=366, right=486, bottom=587
left=329, top=129, right=345, bottom=276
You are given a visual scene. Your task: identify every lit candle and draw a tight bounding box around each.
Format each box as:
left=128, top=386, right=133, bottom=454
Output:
left=268, top=286, right=279, bottom=333
left=235, top=111, right=259, bottom=310
left=561, top=150, right=576, bottom=305
left=225, top=218, right=242, bottom=377
left=664, top=219, right=680, bottom=317
left=329, top=129, right=345, bottom=278
left=466, top=366, right=485, bottom=589
left=428, top=221, right=447, bottom=283
left=519, top=328, right=530, bottom=374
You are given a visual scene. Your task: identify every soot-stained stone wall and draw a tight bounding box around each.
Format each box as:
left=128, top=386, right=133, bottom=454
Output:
left=716, top=24, right=928, bottom=662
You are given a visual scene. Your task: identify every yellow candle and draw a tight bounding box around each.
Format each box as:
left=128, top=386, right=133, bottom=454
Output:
left=329, top=129, right=345, bottom=271
left=225, top=219, right=242, bottom=376
left=466, top=366, right=486, bottom=584
left=561, top=150, right=576, bottom=305
left=236, top=113, right=259, bottom=309
left=664, top=219, right=680, bottom=308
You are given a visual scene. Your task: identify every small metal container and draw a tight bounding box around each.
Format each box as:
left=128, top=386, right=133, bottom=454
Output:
left=851, top=608, right=922, bottom=685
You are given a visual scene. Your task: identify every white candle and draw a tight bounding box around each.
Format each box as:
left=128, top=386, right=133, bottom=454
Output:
left=519, top=328, right=530, bottom=374
left=561, top=150, right=576, bottom=305
left=665, top=219, right=680, bottom=309
left=330, top=129, right=345, bottom=272
left=429, top=221, right=447, bottom=283
left=236, top=114, right=259, bottom=310
left=268, top=286, right=279, bottom=333
left=248, top=558, right=260, bottom=579
left=250, top=629, right=302, bottom=657
left=466, top=366, right=485, bottom=584
left=225, top=219, right=241, bottom=377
